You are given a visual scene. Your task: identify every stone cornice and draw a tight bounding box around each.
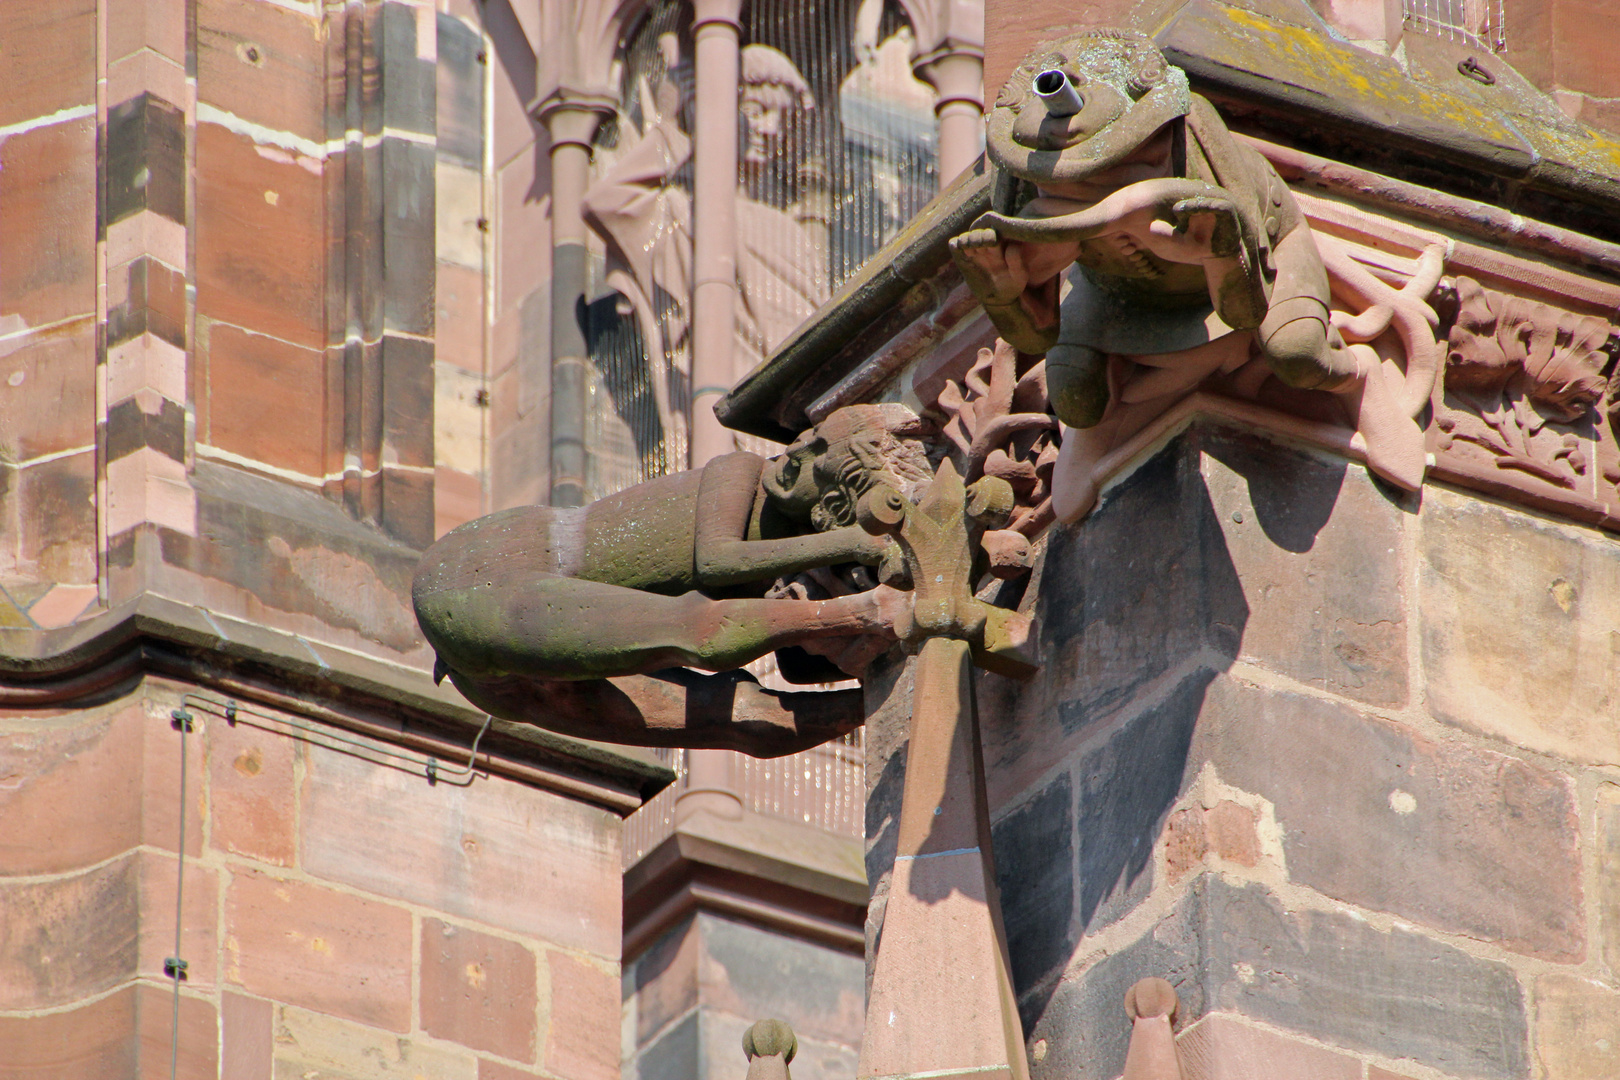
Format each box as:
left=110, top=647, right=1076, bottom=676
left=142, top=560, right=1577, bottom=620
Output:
left=0, top=591, right=674, bottom=816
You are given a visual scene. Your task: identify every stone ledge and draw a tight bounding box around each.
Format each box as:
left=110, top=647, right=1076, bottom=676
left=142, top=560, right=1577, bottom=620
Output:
left=0, top=591, right=673, bottom=815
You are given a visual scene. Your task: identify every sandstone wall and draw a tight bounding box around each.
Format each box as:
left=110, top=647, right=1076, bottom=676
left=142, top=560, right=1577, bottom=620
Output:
left=865, top=422, right=1620, bottom=1079
left=0, top=680, right=626, bottom=1078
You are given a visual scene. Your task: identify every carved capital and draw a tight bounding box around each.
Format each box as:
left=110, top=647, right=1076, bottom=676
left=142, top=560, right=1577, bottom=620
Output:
left=691, top=0, right=743, bottom=31
left=537, top=96, right=613, bottom=150
left=531, top=0, right=646, bottom=121
left=914, top=50, right=985, bottom=111
left=897, top=0, right=985, bottom=69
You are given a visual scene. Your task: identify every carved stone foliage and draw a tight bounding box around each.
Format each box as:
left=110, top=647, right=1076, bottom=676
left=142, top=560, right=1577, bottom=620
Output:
left=1434, top=276, right=1618, bottom=495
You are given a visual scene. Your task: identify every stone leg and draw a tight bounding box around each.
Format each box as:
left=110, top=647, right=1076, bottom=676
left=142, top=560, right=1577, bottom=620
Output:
left=417, top=573, right=903, bottom=681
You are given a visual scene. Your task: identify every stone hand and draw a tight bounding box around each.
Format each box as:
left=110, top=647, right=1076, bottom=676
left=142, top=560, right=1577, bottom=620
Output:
left=949, top=228, right=1029, bottom=306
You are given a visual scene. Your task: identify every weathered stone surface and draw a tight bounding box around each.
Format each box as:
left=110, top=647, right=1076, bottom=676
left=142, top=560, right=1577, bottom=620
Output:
left=698, top=913, right=865, bottom=1048
left=0, top=320, right=97, bottom=465
left=136, top=983, right=217, bottom=1080
left=0, top=707, right=141, bottom=875
left=1600, top=784, right=1620, bottom=978
left=1198, top=677, right=1584, bottom=961
left=435, top=262, right=486, bottom=372
left=139, top=851, right=219, bottom=989
left=0, top=855, right=138, bottom=1008
left=0, top=0, right=95, bottom=128
left=225, top=868, right=413, bottom=1032
left=196, top=0, right=327, bottom=143
left=223, top=991, right=273, bottom=1080
left=107, top=94, right=186, bottom=228
left=991, top=773, right=1074, bottom=991
left=421, top=918, right=538, bottom=1061
left=1421, top=487, right=1620, bottom=765
left=635, top=1012, right=699, bottom=1080
left=14, top=450, right=98, bottom=583
left=480, top=1060, right=544, bottom=1080
left=437, top=14, right=485, bottom=171
left=202, top=322, right=329, bottom=480
left=629, top=916, right=700, bottom=1049
left=208, top=714, right=298, bottom=866
left=140, top=697, right=206, bottom=858
left=106, top=0, right=185, bottom=65
left=1164, top=800, right=1260, bottom=885
left=300, top=741, right=620, bottom=956
left=1028, top=878, right=1527, bottom=1080
left=0, top=117, right=96, bottom=329
left=196, top=122, right=326, bottom=349
left=0, top=984, right=135, bottom=1075
left=1202, top=429, right=1409, bottom=708
left=1176, top=1013, right=1361, bottom=1080
left=272, top=1004, right=479, bottom=1080
left=1535, top=974, right=1620, bottom=1080
left=1039, top=434, right=1245, bottom=736
left=545, top=952, right=620, bottom=1080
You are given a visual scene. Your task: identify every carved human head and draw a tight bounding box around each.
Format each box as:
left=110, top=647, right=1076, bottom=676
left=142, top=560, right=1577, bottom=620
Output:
left=986, top=29, right=1189, bottom=185
left=739, top=44, right=815, bottom=164
left=763, top=405, right=932, bottom=531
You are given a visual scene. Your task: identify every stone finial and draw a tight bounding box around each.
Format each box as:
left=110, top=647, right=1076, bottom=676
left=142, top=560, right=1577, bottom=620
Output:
left=1122, top=978, right=1186, bottom=1080
left=743, top=1019, right=798, bottom=1080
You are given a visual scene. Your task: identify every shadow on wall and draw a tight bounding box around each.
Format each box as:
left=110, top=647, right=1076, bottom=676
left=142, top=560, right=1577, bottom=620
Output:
left=982, top=425, right=1364, bottom=1044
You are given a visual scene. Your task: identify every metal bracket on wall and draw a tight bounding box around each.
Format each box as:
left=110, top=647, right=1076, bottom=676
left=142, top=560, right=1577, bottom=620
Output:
left=180, top=691, right=493, bottom=788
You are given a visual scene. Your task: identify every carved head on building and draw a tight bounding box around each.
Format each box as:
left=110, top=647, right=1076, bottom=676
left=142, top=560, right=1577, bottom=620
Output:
left=986, top=28, right=1190, bottom=184
left=763, top=404, right=933, bottom=533
left=740, top=44, right=816, bottom=165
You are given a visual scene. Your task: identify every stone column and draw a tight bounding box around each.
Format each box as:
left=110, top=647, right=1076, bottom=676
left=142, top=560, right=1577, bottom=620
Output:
left=539, top=102, right=607, bottom=507
left=687, top=0, right=745, bottom=467
left=902, top=0, right=986, bottom=189
left=918, top=48, right=985, bottom=188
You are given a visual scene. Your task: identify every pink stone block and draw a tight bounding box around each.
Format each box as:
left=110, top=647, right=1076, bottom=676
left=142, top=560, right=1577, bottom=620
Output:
left=27, top=583, right=97, bottom=628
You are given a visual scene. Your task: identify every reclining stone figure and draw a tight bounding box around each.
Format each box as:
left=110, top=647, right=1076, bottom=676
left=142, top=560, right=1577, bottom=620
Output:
left=951, top=28, right=1431, bottom=520
left=413, top=406, right=933, bottom=754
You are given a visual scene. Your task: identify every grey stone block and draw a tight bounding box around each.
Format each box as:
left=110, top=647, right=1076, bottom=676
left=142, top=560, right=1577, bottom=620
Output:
left=992, top=772, right=1074, bottom=993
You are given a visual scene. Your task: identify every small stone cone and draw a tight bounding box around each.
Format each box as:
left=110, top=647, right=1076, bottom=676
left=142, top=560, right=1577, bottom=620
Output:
left=1122, top=978, right=1186, bottom=1080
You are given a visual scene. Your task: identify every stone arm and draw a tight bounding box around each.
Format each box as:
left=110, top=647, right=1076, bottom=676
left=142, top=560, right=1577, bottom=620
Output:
left=693, top=452, right=887, bottom=588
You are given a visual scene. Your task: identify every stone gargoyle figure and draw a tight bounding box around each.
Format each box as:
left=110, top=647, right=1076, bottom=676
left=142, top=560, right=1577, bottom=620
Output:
left=950, top=29, right=1435, bottom=521
left=413, top=406, right=939, bottom=753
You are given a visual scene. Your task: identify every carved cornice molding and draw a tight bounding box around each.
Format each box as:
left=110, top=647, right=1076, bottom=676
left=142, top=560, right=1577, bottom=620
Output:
left=896, top=0, right=985, bottom=81
left=530, top=0, right=647, bottom=122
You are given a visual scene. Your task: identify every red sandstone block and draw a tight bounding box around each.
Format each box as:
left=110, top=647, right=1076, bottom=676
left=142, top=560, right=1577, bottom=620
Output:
left=141, top=698, right=206, bottom=858
left=0, top=118, right=97, bottom=328
left=0, top=0, right=95, bottom=128
left=15, top=450, right=99, bottom=584
left=480, top=1060, right=543, bottom=1080
left=1552, top=0, right=1620, bottom=98
left=545, top=953, right=621, bottom=1080
left=139, top=851, right=219, bottom=989
left=1367, top=1069, right=1419, bottom=1080
left=299, top=742, right=621, bottom=956
left=196, top=123, right=327, bottom=349
left=224, top=867, right=414, bottom=1032
left=1176, top=1014, right=1362, bottom=1080
left=202, top=321, right=330, bottom=480
left=436, top=466, right=485, bottom=539
left=208, top=711, right=298, bottom=866
left=0, top=706, right=142, bottom=874
left=495, top=151, right=551, bottom=317
left=1164, top=806, right=1208, bottom=885
left=136, top=983, right=217, bottom=1080
left=108, top=49, right=188, bottom=114
left=421, top=918, right=539, bottom=1060
left=0, top=985, right=136, bottom=1075
left=0, top=320, right=97, bottom=464
left=630, top=916, right=699, bottom=1047
left=222, top=992, right=274, bottom=1080
left=106, top=0, right=186, bottom=67
left=1204, top=800, right=1260, bottom=867
left=0, top=855, right=138, bottom=1009
left=196, top=0, right=328, bottom=144
left=437, top=262, right=488, bottom=373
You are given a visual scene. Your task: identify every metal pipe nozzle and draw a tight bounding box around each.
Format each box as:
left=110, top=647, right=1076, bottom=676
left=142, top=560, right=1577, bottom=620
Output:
left=1033, top=68, right=1084, bottom=117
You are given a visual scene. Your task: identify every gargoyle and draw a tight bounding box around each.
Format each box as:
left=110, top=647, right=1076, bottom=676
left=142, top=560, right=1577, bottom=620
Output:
left=950, top=29, right=1434, bottom=520
left=414, top=406, right=938, bottom=753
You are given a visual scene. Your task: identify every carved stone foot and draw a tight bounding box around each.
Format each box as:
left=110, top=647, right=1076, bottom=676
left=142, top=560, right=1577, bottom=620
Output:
left=1344, top=348, right=1427, bottom=491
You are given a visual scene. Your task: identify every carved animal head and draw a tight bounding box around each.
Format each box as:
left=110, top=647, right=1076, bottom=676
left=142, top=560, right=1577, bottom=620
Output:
left=763, top=405, right=933, bottom=532
left=1448, top=277, right=1614, bottom=421
left=986, top=29, right=1190, bottom=185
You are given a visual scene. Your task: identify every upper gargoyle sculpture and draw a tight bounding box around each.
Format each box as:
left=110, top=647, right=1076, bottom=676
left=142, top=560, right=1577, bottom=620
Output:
left=951, top=29, right=1438, bottom=520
